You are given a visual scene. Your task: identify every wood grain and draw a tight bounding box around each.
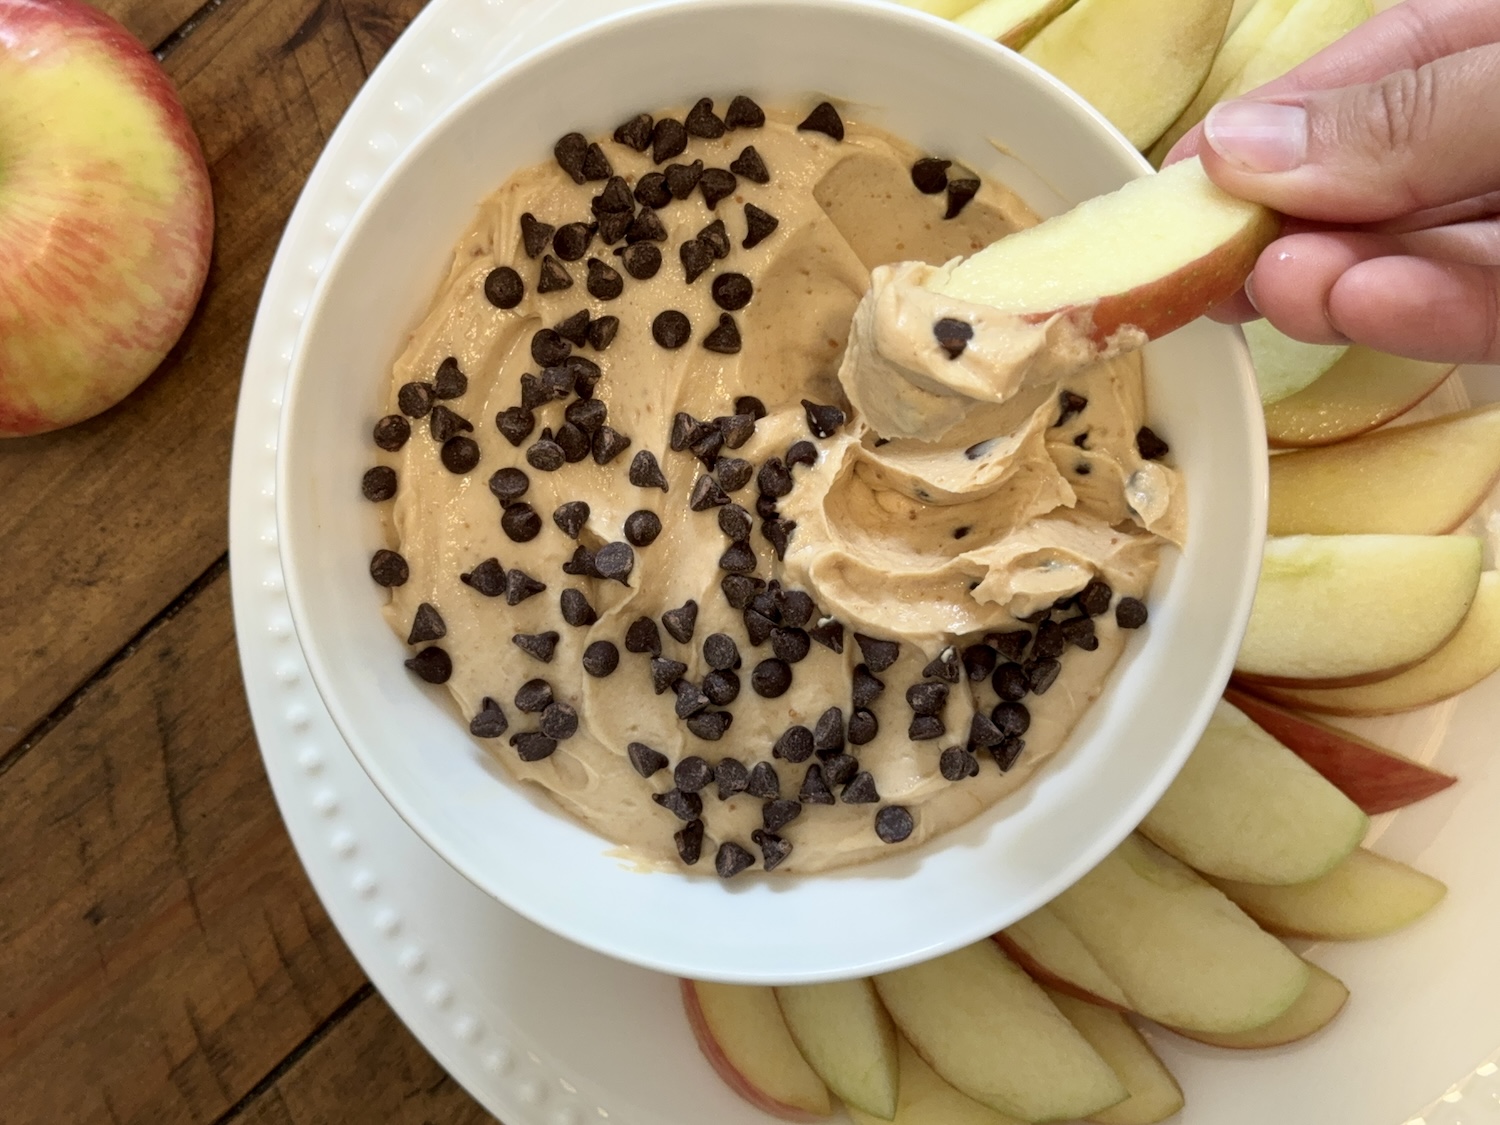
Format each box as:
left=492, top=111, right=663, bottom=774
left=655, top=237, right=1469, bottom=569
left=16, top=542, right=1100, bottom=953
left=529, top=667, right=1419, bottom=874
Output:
left=91, top=0, right=208, bottom=52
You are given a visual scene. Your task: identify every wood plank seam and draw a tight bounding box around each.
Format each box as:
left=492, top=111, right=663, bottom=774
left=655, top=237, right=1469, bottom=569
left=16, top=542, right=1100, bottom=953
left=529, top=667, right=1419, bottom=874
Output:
left=153, top=0, right=233, bottom=59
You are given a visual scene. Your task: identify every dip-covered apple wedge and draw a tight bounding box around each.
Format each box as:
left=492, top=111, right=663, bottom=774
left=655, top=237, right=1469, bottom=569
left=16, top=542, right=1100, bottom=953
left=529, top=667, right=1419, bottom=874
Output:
left=1020, top=0, right=1234, bottom=149
left=995, top=905, right=1132, bottom=1011
left=846, top=1038, right=1028, bottom=1125
left=956, top=0, right=1079, bottom=49
left=774, top=979, right=899, bottom=1121
left=681, top=980, right=835, bottom=1121
left=1223, top=688, right=1456, bottom=813
left=1139, top=700, right=1369, bottom=884
left=1244, top=319, right=1349, bottom=405
left=1045, top=992, right=1184, bottom=1125
left=873, top=941, right=1127, bottom=1121
left=1234, top=535, right=1483, bottom=688
left=929, top=157, right=1279, bottom=348
left=1208, top=848, right=1447, bottom=940
left=1167, top=960, right=1349, bottom=1049
left=1046, top=835, right=1311, bottom=1034
left=1268, top=404, right=1500, bottom=536
left=1262, top=347, right=1456, bottom=448
left=1247, top=571, right=1500, bottom=716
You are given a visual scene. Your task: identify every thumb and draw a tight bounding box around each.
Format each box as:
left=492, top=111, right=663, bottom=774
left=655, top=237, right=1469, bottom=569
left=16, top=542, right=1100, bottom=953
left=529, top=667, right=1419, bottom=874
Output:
left=1199, top=41, right=1500, bottom=224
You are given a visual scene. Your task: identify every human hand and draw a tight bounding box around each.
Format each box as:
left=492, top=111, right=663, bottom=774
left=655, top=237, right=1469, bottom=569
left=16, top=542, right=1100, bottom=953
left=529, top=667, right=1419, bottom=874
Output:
left=1166, top=0, right=1500, bottom=364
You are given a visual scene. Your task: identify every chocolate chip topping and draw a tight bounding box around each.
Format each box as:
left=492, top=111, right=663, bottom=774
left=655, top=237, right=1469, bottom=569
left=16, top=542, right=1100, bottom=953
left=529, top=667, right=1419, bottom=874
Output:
left=812, top=707, right=845, bottom=755
left=553, top=132, right=588, bottom=183
left=729, top=145, right=769, bottom=184
left=716, top=841, right=754, bottom=878
left=634, top=171, right=672, bottom=209
left=1026, top=657, right=1061, bottom=694
left=373, top=414, right=411, bottom=452
left=961, top=644, right=997, bottom=683
left=989, top=628, right=1032, bottom=662
left=470, top=698, right=508, bottom=739
left=512, top=631, right=559, bottom=663
left=580, top=142, right=613, bottom=182
left=690, top=427, right=724, bottom=468
left=559, top=588, right=596, bottom=628
left=799, top=763, right=834, bottom=805
left=680, top=238, right=714, bottom=284
left=369, top=549, right=408, bottom=587
left=1077, top=579, right=1114, bottom=617
left=552, top=222, right=592, bottom=261
left=762, top=798, right=801, bottom=832
left=398, top=381, right=435, bottom=419
left=614, top=112, right=653, bottom=151
left=854, top=634, right=899, bottom=673
left=991, top=700, right=1031, bottom=738
left=711, top=757, right=748, bottom=799
left=496, top=406, right=535, bottom=447
left=687, top=711, right=733, bottom=740
left=520, top=212, right=554, bottom=259
left=404, top=646, right=451, bottom=684
left=653, top=309, right=692, bottom=349
left=874, top=805, right=914, bottom=843
left=911, top=156, right=951, bottom=194
left=717, top=412, right=756, bottom=449
left=945, top=176, right=981, bottom=219
left=720, top=573, right=764, bottom=609
left=593, top=541, right=634, bottom=585
left=770, top=627, right=810, bottom=664
left=428, top=404, right=472, bottom=443
left=662, top=599, right=699, bottom=643
left=675, top=755, right=715, bottom=793
left=941, top=746, right=981, bottom=781
left=798, top=100, right=844, bottom=140
left=582, top=640, right=619, bottom=678
left=621, top=509, right=661, bottom=548
left=628, top=741, right=668, bottom=777
left=743, top=203, right=779, bottom=249
left=719, top=540, right=757, bottom=574
left=440, top=436, right=480, bottom=474
left=587, top=315, right=619, bottom=351
left=433, top=356, right=467, bottom=398
left=1116, top=596, right=1149, bottom=629
left=625, top=615, right=661, bottom=655
left=514, top=677, right=554, bottom=714
left=757, top=457, right=792, bottom=499
left=907, top=681, right=949, bottom=716
left=685, top=96, right=726, bottom=138
left=525, top=437, right=565, bottom=472
left=716, top=504, right=752, bottom=542
left=703, top=313, right=742, bottom=354
left=584, top=258, right=623, bottom=301
left=807, top=618, right=844, bottom=653
left=619, top=242, right=662, bottom=281
left=923, top=647, right=962, bottom=684
left=362, top=466, right=397, bottom=502
left=697, top=219, right=731, bottom=259
left=842, top=770, right=880, bottom=804
left=991, top=736, right=1026, bottom=772
left=725, top=95, right=765, bottom=129
left=460, top=557, right=505, bottom=597
left=654, top=787, right=703, bottom=822
left=505, top=567, right=546, bottom=605
left=802, top=400, right=846, bottom=438
left=909, top=715, right=945, bottom=740
left=509, top=731, right=557, bottom=762
left=743, top=657, right=788, bottom=698
left=539, top=702, right=579, bottom=741
left=711, top=458, right=750, bottom=494
left=592, top=426, right=632, bottom=465
left=676, top=819, right=705, bottom=865
left=501, top=503, right=542, bottom=542
left=747, top=761, right=781, bottom=799
left=651, top=117, right=688, bottom=164
left=650, top=655, right=687, bottom=694
left=699, top=168, right=738, bottom=210
left=933, top=318, right=974, bottom=359
left=405, top=602, right=446, bottom=645
left=1136, top=426, right=1170, bottom=461
left=537, top=255, right=573, bottom=293
left=665, top=159, right=703, bottom=199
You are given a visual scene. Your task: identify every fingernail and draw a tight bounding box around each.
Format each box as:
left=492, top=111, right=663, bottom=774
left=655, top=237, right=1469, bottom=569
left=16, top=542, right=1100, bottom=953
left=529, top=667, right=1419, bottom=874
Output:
left=1205, top=101, right=1307, bottom=173
left=1244, top=272, right=1263, bottom=315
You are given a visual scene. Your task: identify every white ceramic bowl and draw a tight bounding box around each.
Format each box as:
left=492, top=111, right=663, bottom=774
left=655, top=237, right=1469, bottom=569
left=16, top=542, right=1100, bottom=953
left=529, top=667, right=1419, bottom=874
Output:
left=277, top=0, right=1266, bottom=984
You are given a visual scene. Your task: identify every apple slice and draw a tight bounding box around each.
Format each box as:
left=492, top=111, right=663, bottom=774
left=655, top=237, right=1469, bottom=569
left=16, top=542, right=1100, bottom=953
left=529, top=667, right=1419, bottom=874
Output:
left=846, top=1038, right=1029, bottom=1125
left=890, top=0, right=988, bottom=17
left=1049, top=835, right=1309, bottom=1033
left=1046, top=992, right=1184, bottom=1125
left=1268, top=404, right=1500, bottom=536
left=956, top=0, right=1080, bottom=48
left=1263, top=347, right=1456, bottom=448
left=1247, top=570, right=1500, bottom=716
left=1139, top=700, right=1368, bottom=884
left=929, top=157, right=1279, bottom=347
left=874, top=941, right=1127, bottom=1121
left=1167, top=961, right=1348, bottom=1048
left=1208, top=848, right=1447, bottom=940
left=995, top=905, right=1132, bottom=1011
left=1020, top=0, right=1235, bottom=149
left=775, top=980, right=899, bottom=1121
left=1244, top=320, right=1349, bottom=405
left=682, top=980, right=834, bottom=1121
left=1234, top=534, right=1482, bottom=687
left=1224, top=688, right=1456, bottom=813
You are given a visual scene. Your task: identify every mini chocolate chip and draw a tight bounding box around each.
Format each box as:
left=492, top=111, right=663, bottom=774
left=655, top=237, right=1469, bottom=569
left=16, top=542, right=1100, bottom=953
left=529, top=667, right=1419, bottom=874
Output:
left=652, top=117, right=688, bottom=163
left=530, top=329, right=572, bottom=370
left=812, top=707, right=845, bottom=755
left=704, top=669, right=740, bottom=706
left=562, top=400, right=604, bottom=440
left=586, top=258, right=624, bottom=301
left=404, top=646, right=451, bottom=684
left=747, top=658, right=790, bottom=698
left=671, top=411, right=709, bottom=451
left=945, top=177, right=980, bottom=219
left=808, top=618, right=845, bottom=653
left=429, top=405, right=474, bottom=443
left=653, top=309, right=692, bottom=349
left=526, top=438, right=565, bottom=472
left=907, top=681, right=949, bottom=716
left=777, top=591, right=813, bottom=629
left=560, top=589, right=596, bottom=627
left=616, top=510, right=658, bottom=548
left=1032, top=620, right=1065, bottom=660
left=989, top=662, right=1027, bottom=703
left=848, top=709, right=879, bottom=746
left=875, top=805, right=915, bottom=844
left=626, top=615, right=662, bottom=654
left=369, top=549, right=408, bottom=587
left=1074, top=431, right=1091, bottom=449
left=715, top=757, right=749, bottom=799
left=1025, top=657, right=1061, bottom=694
left=1075, top=579, right=1112, bottom=617
left=720, top=573, right=765, bottom=609
left=552, top=222, right=592, bottom=261
left=650, top=655, right=688, bottom=694
left=1136, top=426, right=1171, bottom=460
left=587, top=315, right=619, bottom=351
left=991, top=736, right=1026, bottom=772
left=537, top=255, right=573, bottom=293
left=373, top=414, right=411, bottom=451
left=513, top=631, right=559, bottom=663
left=406, top=602, right=446, bottom=645
left=798, top=100, right=844, bottom=140
left=965, top=713, right=1003, bottom=751
left=634, top=171, right=671, bottom=209
left=654, top=788, right=703, bottom=822
left=1061, top=614, right=1100, bottom=651
left=911, top=157, right=951, bottom=194
left=747, top=591, right=779, bottom=621
left=755, top=500, right=778, bottom=528
left=582, top=640, right=619, bottom=678
left=699, top=168, right=738, bottom=210
left=761, top=518, right=795, bottom=561
left=540, top=702, right=579, bottom=741
left=991, top=700, right=1031, bottom=738
left=433, top=357, right=467, bottom=399
left=398, top=381, right=435, bottom=419
left=665, top=159, right=704, bottom=199
left=697, top=218, right=731, bottom=259
left=762, top=797, right=801, bottom=832
left=743, top=203, right=779, bottom=249
left=802, top=400, right=845, bottom=438
left=770, top=627, right=810, bottom=664
left=941, top=746, right=980, bottom=780
left=725, top=399, right=762, bottom=426
left=362, top=466, right=397, bottom=501
left=561, top=545, right=597, bottom=580
left=716, top=505, right=753, bottom=542
left=511, top=731, right=558, bottom=762
left=729, top=145, right=769, bottom=184
left=554, top=132, right=588, bottom=182
left=909, top=715, right=945, bottom=740
left=841, top=770, right=880, bottom=804
left=520, top=213, right=554, bottom=259
left=794, top=764, right=832, bottom=806
left=687, top=711, right=733, bottom=740
left=717, top=412, right=756, bottom=449
left=923, top=647, right=962, bottom=684
left=989, top=629, right=1032, bottom=663
left=716, top=841, right=754, bottom=878
left=496, top=406, right=535, bottom=447
left=618, top=242, right=662, bottom=281
left=753, top=830, right=793, bottom=872
left=933, top=318, right=973, bottom=359
left=690, top=427, right=725, bottom=468
left=675, top=755, right=715, bottom=793
left=687, top=475, right=728, bottom=512
left=854, top=634, right=899, bottom=674
left=614, top=112, right=653, bottom=151
left=685, top=96, right=726, bottom=138
left=470, top=698, right=508, bottom=739
left=757, top=457, right=792, bottom=499
left=597, top=208, right=631, bottom=246
left=1116, top=596, right=1149, bottom=629
left=514, top=678, right=554, bottom=713
left=628, top=741, right=668, bottom=777
left=486, top=467, right=528, bottom=507
left=719, top=540, right=756, bottom=574
left=675, top=680, right=710, bottom=719
left=441, top=436, right=480, bottom=473
left=592, top=176, right=633, bottom=216
left=821, top=754, right=857, bottom=789
left=701, top=313, right=740, bottom=354
left=713, top=457, right=752, bottom=493
left=701, top=636, right=739, bottom=674
left=741, top=761, right=777, bottom=800
left=501, top=502, right=542, bottom=543
left=482, top=266, right=525, bottom=310
left=679, top=238, right=714, bottom=285
left=962, top=644, right=997, bottom=683
left=662, top=600, right=699, bottom=644
left=594, top=541, right=634, bottom=585
left=725, top=95, right=765, bottom=129
left=1056, top=390, right=1089, bottom=427
left=676, top=819, right=705, bottom=865
left=592, top=426, right=631, bottom=465
left=460, top=557, right=505, bottom=597
left=581, top=143, right=613, bottom=181
left=505, top=568, right=546, bottom=605
left=851, top=666, right=886, bottom=710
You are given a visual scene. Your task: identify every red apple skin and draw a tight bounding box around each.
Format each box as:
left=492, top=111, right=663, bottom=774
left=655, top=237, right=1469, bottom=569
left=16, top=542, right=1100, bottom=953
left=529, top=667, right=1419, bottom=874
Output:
left=680, top=980, right=830, bottom=1123
left=990, top=933, right=1132, bottom=1013
left=1224, top=689, right=1456, bottom=815
left=0, top=0, right=213, bottom=437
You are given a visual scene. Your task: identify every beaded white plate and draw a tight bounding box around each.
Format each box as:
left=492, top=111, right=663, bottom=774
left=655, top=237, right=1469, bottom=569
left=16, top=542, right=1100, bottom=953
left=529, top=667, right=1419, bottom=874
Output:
left=229, top=0, right=1500, bottom=1119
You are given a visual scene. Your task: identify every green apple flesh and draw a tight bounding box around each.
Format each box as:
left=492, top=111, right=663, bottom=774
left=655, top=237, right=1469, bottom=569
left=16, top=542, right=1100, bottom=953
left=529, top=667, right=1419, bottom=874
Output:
left=1046, top=992, right=1184, bottom=1125
left=1244, top=319, right=1349, bottom=404
left=846, top=1038, right=1028, bottom=1125
left=995, top=906, right=1132, bottom=1010
left=0, top=0, right=213, bottom=437
left=1167, top=961, right=1348, bottom=1048
left=956, top=0, right=1079, bottom=48
left=1263, top=346, right=1454, bottom=448
left=775, top=979, right=900, bottom=1121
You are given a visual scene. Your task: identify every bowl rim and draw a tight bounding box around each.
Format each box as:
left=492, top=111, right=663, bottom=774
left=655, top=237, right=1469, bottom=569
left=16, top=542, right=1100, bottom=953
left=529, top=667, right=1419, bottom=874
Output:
left=275, top=0, right=1268, bottom=983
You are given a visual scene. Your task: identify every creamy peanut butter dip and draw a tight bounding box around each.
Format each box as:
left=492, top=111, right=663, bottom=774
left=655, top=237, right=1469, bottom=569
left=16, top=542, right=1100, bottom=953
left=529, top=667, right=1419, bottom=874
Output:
left=366, top=97, right=1185, bottom=876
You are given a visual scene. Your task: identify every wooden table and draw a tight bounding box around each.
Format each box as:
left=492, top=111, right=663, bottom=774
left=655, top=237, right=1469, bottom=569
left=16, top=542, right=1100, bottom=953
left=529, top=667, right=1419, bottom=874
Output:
left=1, top=1, right=497, bottom=1119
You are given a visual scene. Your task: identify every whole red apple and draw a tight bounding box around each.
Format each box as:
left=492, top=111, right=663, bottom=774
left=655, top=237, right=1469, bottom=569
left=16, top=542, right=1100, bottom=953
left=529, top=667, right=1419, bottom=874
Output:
left=0, top=0, right=213, bottom=437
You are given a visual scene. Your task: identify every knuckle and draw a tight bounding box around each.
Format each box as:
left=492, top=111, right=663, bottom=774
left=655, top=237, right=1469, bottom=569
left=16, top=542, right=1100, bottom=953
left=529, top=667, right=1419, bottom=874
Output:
left=1344, top=66, right=1442, bottom=211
